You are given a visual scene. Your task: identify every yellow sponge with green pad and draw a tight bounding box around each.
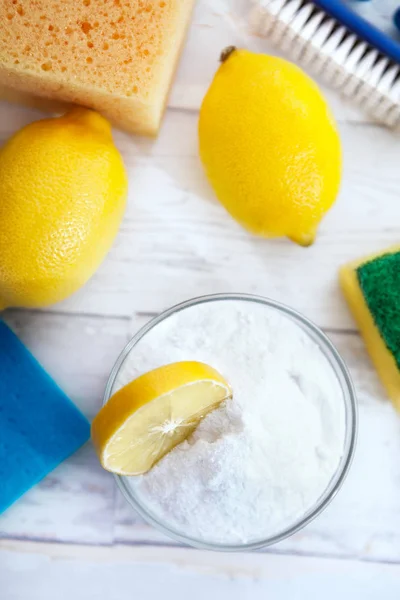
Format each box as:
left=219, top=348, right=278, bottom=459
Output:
left=340, top=245, right=400, bottom=410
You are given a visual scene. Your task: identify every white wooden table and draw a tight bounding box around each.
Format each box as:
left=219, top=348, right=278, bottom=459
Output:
left=1, top=2, right=400, bottom=598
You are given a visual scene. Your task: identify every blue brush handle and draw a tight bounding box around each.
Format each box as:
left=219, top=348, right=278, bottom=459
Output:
left=313, top=0, right=400, bottom=63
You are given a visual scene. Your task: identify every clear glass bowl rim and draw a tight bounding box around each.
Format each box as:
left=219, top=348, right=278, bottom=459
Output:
left=104, top=292, right=358, bottom=552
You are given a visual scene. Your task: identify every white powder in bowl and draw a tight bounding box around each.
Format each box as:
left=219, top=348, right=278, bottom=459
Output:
left=115, top=298, right=346, bottom=545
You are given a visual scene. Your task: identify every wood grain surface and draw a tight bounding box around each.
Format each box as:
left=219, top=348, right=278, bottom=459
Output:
left=1, top=1, right=400, bottom=597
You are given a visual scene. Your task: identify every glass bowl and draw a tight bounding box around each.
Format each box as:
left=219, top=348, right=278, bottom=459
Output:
left=104, top=293, right=357, bottom=552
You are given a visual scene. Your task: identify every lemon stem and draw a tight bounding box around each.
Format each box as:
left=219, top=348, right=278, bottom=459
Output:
left=288, top=232, right=316, bottom=247
left=220, top=46, right=237, bottom=63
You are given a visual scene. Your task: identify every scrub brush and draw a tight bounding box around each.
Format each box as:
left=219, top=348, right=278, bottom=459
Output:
left=250, top=0, right=400, bottom=128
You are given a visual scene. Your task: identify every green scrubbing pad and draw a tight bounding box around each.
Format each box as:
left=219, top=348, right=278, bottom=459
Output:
left=357, top=252, right=400, bottom=370
left=340, top=245, right=400, bottom=410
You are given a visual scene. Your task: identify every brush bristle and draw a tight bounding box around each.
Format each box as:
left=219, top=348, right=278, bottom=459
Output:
left=250, top=0, right=400, bottom=129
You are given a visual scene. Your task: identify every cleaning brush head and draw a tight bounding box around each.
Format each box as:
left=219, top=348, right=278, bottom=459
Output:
left=251, top=0, right=400, bottom=128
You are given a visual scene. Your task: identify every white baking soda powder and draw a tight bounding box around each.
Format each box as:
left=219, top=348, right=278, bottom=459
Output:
left=115, top=299, right=346, bottom=545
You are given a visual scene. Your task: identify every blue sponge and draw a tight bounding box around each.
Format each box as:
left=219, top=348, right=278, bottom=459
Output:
left=0, top=320, right=90, bottom=513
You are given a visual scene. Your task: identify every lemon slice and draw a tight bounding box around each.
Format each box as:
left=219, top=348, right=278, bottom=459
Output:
left=91, top=361, right=232, bottom=475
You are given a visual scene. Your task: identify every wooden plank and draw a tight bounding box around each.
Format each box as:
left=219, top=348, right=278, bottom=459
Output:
left=27, top=115, right=398, bottom=328
left=0, top=0, right=395, bottom=592
left=1, top=540, right=400, bottom=600
left=2, top=311, right=400, bottom=563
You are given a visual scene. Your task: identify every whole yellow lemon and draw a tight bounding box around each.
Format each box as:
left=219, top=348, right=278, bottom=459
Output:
left=0, top=108, right=127, bottom=309
left=198, top=48, right=342, bottom=245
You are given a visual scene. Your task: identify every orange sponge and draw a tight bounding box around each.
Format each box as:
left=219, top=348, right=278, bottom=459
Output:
left=0, top=0, right=195, bottom=135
